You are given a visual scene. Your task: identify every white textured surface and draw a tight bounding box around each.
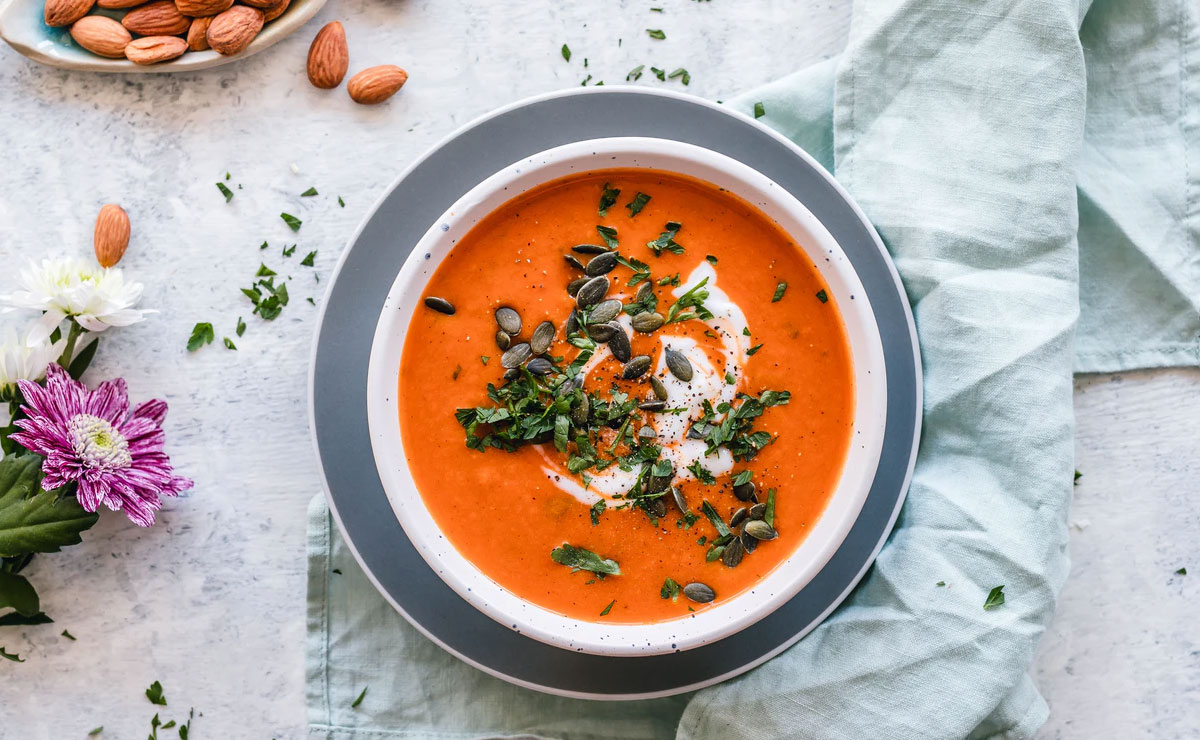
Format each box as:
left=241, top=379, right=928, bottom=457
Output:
left=0, top=0, right=1194, bottom=738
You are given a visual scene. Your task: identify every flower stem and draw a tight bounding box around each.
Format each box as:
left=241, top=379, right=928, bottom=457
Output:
left=58, top=321, right=83, bottom=369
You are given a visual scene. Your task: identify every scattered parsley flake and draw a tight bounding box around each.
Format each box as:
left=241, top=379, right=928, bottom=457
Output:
left=0, top=647, right=23, bottom=662
left=236, top=316, right=246, bottom=337
left=647, top=29, right=665, bottom=39
left=551, top=544, right=621, bottom=576
left=61, top=629, right=76, bottom=640
left=936, top=581, right=946, bottom=587
left=145, top=680, right=167, bottom=706
left=301, top=250, right=317, bottom=267
left=627, top=64, right=645, bottom=81
left=747, top=343, right=763, bottom=356
left=282, top=244, right=297, bottom=257
left=223, top=337, right=237, bottom=350
left=660, top=577, right=680, bottom=601
left=1175, top=567, right=1187, bottom=575
left=225, top=172, right=231, bottom=180
left=216, top=182, right=234, bottom=202
left=599, top=599, right=615, bottom=616
left=280, top=213, right=302, bottom=232
left=983, top=585, right=1006, bottom=610
left=742, top=326, right=751, bottom=336
left=626, top=192, right=651, bottom=216
left=337, top=196, right=345, bottom=207
left=88, top=727, right=102, bottom=736
left=724, top=372, right=736, bottom=385
left=598, top=183, right=621, bottom=217
left=1074, top=470, right=1082, bottom=484
left=351, top=687, right=368, bottom=708
left=561, top=44, right=571, bottom=61
left=301, top=187, right=318, bottom=197
left=186, top=323, right=214, bottom=352
left=480, top=355, right=489, bottom=365
left=687, top=460, right=716, bottom=484
left=647, top=221, right=684, bottom=256
left=650, top=6, right=663, bottom=11
left=668, top=68, right=690, bottom=85
left=816, top=289, right=828, bottom=303
left=596, top=225, right=619, bottom=248
left=651, top=66, right=666, bottom=81
left=256, top=263, right=276, bottom=277
left=705, top=255, right=718, bottom=265
left=590, top=499, right=606, bottom=525
left=754, top=101, right=766, bottom=119
left=772, top=282, right=787, bottom=302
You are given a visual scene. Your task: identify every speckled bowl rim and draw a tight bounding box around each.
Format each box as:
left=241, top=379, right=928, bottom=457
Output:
left=0, top=0, right=326, bottom=73
left=309, top=86, right=922, bottom=699
left=364, top=136, right=888, bottom=657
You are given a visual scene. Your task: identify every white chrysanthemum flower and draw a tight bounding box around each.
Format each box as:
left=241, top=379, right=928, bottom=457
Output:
left=0, top=322, right=66, bottom=397
left=0, top=258, right=150, bottom=346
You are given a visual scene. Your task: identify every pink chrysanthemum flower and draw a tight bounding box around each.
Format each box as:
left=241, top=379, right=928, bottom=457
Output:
left=10, top=364, right=192, bottom=527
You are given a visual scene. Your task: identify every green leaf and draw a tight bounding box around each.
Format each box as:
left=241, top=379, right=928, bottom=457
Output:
left=764, top=488, right=776, bottom=527
left=215, top=182, right=233, bottom=202
left=146, top=680, right=167, bottom=705
left=0, top=455, right=98, bottom=556
left=626, top=65, right=644, bottom=82
left=732, top=470, right=753, bottom=487
left=647, top=221, right=684, bottom=256
left=88, top=727, right=103, bottom=736
left=598, top=183, right=620, bottom=217
left=596, top=225, right=619, bottom=249
left=551, top=543, right=621, bottom=576
left=560, top=43, right=571, bottom=61
left=647, top=28, right=665, bottom=39
left=936, top=581, right=946, bottom=587
left=701, top=500, right=731, bottom=538
left=0, top=571, right=39, bottom=616
left=300, top=250, right=317, bottom=267
left=753, top=101, right=765, bottom=119
left=280, top=212, right=302, bottom=232
left=659, top=577, right=680, bottom=601
left=223, top=337, right=237, bottom=351
left=772, top=282, right=787, bottom=302
left=625, top=192, right=651, bottom=216
left=236, top=317, right=246, bottom=337
left=186, top=323, right=214, bottom=352
left=668, top=67, right=690, bottom=85
left=351, top=686, right=367, bottom=708
left=599, top=599, right=615, bottom=616
left=0, top=611, right=52, bottom=626
left=61, top=629, right=75, bottom=639
left=589, top=499, right=605, bottom=526
left=1175, top=567, right=1187, bottom=575
left=983, top=585, right=1006, bottom=610
left=67, top=339, right=99, bottom=380
left=301, top=187, right=318, bottom=197
left=337, top=196, right=345, bottom=208
left=815, top=289, right=828, bottom=303
left=0, top=646, right=23, bottom=662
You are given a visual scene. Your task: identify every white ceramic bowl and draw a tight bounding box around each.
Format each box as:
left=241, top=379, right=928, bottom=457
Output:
left=366, top=137, right=887, bottom=656
left=0, top=0, right=325, bottom=73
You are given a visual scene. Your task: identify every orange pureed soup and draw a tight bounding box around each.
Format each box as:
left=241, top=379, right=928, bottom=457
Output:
left=398, top=169, right=854, bottom=624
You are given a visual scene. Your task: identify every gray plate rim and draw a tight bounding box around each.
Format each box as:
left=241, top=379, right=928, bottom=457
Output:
left=307, top=85, right=922, bottom=701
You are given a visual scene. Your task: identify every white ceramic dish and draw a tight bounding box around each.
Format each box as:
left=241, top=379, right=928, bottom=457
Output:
left=0, top=0, right=325, bottom=72
left=366, top=136, right=888, bottom=657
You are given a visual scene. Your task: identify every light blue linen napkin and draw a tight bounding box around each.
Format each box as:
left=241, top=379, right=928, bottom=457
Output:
left=307, top=0, right=1199, bottom=737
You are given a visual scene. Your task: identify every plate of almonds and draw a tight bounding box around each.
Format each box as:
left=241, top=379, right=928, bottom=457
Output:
left=0, top=0, right=326, bottom=70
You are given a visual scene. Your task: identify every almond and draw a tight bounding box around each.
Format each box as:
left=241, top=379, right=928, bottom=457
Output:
left=175, top=0, right=231, bottom=16
left=44, top=0, right=94, bottom=27
left=237, top=0, right=274, bottom=7
left=262, top=0, right=288, bottom=22
left=125, top=35, right=188, bottom=63
left=306, top=21, right=347, bottom=89
left=206, top=5, right=262, bottom=55
left=122, top=0, right=190, bottom=35
left=186, top=15, right=212, bottom=50
left=347, top=65, right=407, bottom=105
left=69, top=15, right=131, bottom=58
left=97, top=0, right=148, bottom=7
left=94, top=205, right=131, bottom=268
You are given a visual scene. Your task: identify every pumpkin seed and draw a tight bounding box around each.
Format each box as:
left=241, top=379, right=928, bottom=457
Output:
left=748, top=503, right=767, bottom=520
left=570, top=392, right=590, bottom=425
left=743, top=519, right=779, bottom=540
left=530, top=321, right=556, bottom=354
left=729, top=507, right=748, bottom=529
left=647, top=475, right=672, bottom=494
left=664, top=348, right=693, bottom=382
left=586, top=299, right=623, bottom=325
left=608, top=325, right=632, bottom=362
left=635, top=281, right=655, bottom=304
left=500, top=343, right=532, bottom=368
left=638, top=400, right=666, bottom=412
left=733, top=480, right=756, bottom=501
left=495, top=330, right=511, bottom=351
left=585, top=251, right=619, bottom=276
left=721, top=537, right=745, bottom=568
left=589, top=322, right=617, bottom=343
left=649, top=497, right=667, bottom=518
left=683, top=582, right=716, bottom=604
left=576, top=275, right=610, bottom=308
left=649, top=376, right=668, bottom=401
left=637, top=425, right=657, bottom=442
left=572, top=243, right=610, bottom=255
left=565, top=310, right=580, bottom=335
left=564, top=254, right=585, bottom=271
left=631, top=312, right=665, bottom=333
left=567, top=277, right=587, bottom=297
left=741, top=530, right=758, bottom=553
left=502, top=368, right=520, bottom=381
left=527, top=357, right=554, bottom=375
left=687, top=423, right=710, bottom=440
left=622, top=355, right=651, bottom=379
left=423, top=296, right=455, bottom=315
left=671, top=486, right=688, bottom=515
left=495, top=306, right=522, bottom=335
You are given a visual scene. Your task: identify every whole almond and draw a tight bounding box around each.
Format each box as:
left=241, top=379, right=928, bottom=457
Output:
left=306, top=21, right=347, bottom=89
left=206, top=5, right=262, bottom=55
left=94, top=205, right=131, bottom=268
left=347, top=65, right=407, bottom=105
left=122, top=0, right=190, bottom=35
left=44, top=0, right=94, bottom=27
left=262, top=0, right=288, bottom=22
left=237, top=0, right=274, bottom=7
left=97, top=0, right=148, bottom=7
left=175, top=0, right=232, bottom=16
left=69, top=15, right=131, bottom=58
left=186, top=15, right=212, bottom=50
left=125, top=35, right=188, bottom=64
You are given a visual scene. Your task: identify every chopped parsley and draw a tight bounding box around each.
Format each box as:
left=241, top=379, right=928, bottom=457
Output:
left=1175, top=567, right=1187, bottom=575
left=600, top=599, right=615, bottom=616
left=983, top=585, right=1006, bottom=610
left=561, top=44, right=571, bottom=61
left=0, top=647, right=23, bottom=662
left=732, top=470, right=753, bottom=487
left=88, top=728, right=103, bottom=736
left=337, top=195, right=345, bottom=207
left=936, top=581, right=946, bottom=587
left=754, top=101, right=765, bottom=119
left=668, top=68, right=690, bottom=85
left=280, top=212, right=302, bottom=232
left=301, top=187, right=318, bottom=197
left=352, top=686, right=368, bottom=708
left=145, top=680, right=167, bottom=705
left=627, top=65, right=645, bottom=81
left=236, top=316, right=246, bottom=337
left=647, top=28, right=666, bottom=39
left=664, top=277, right=712, bottom=323
left=697, top=390, right=790, bottom=461
left=1074, top=470, right=1082, bottom=484
left=651, top=66, right=667, bottom=81
left=61, top=630, right=76, bottom=641
left=816, top=289, right=828, bottom=303
left=647, top=221, right=684, bottom=256
left=687, top=460, right=716, bottom=484
left=701, top=500, right=731, bottom=538
left=301, top=250, right=317, bottom=267
left=186, top=322, right=214, bottom=352
left=764, top=487, right=776, bottom=526
left=747, top=343, right=763, bottom=356
left=551, top=544, right=621, bottom=576
left=257, top=263, right=276, bottom=277
left=626, top=191, right=651, bottom=216
left=223, top=337, right=237, bottom=350
left=660, top=577, right=681, bottom=601
left=724, top=372, right=736, bottom=385
left=616, top=254, right=652, bottom=287
left=772, top=282, right=787, bottom=302
left=596, top=224, right=619, bottom=248
left=590, top=500, right=606, bottom=525
left=598, top=183, right=620, bottom=217
left=705, top=254, right=718, bottom=265
left=216, top=182, right=234, bottom=202
left=282, top=244, right=297, bottom=257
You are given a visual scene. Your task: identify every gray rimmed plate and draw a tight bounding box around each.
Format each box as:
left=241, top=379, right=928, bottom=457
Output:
left=308, top=86, right=921, bottom=700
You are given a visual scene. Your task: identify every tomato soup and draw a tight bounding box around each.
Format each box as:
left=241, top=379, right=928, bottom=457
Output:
left=397, top=169, right=854, bottom=624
